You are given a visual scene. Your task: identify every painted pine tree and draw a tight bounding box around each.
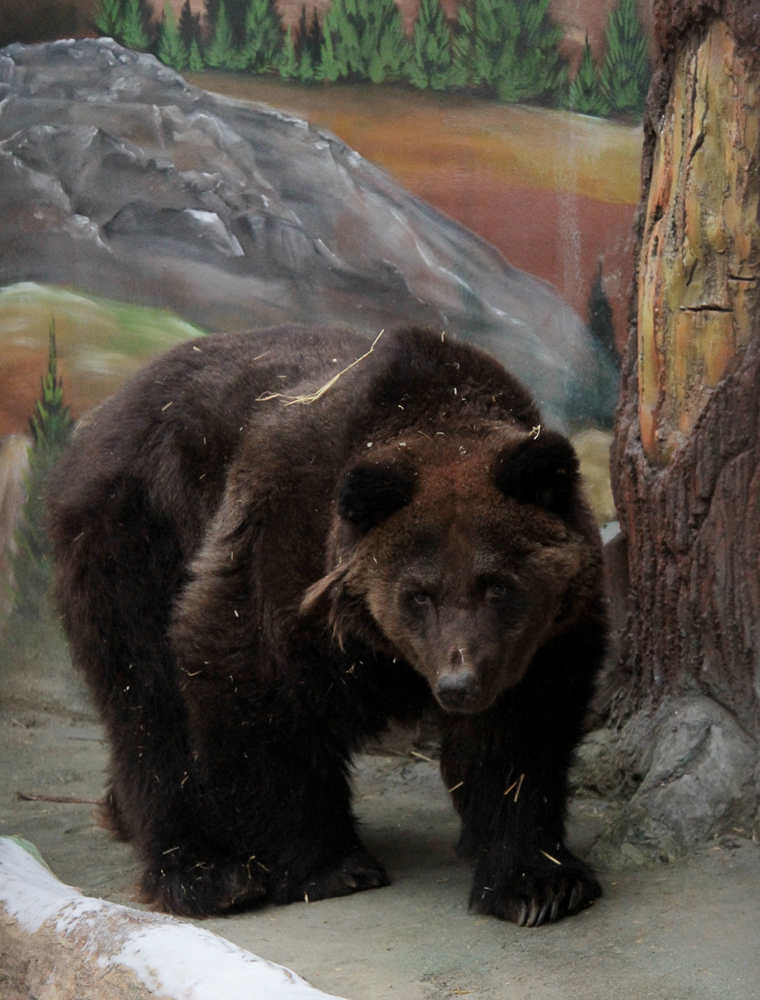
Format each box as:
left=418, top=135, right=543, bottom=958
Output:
left=450, top=1, right=475, bottom=87
left=452, top=0, right=565, bottom=103
left=306, top=8, right=323, bottom=75
left=472, top=0, right=518, bottom=91
left=4, top=321, right=73, bottom=629
left=498, top=0, right=566, bottom=103
left=279, top=26, right=299, bottom=77
left=179, top=0, right=203, bottom=49
left=179, top=0, right=206, bottom=68
left=189, top=38, right=205, bottom=68
left=568, top=34, right=609, bottom=116
left=120, top=0, right=150, bottom=50
left=320, top=0, right=410, bottom=83
left=600, top=0, right=650, bottom=116
left=204, top=0, right=221, bottom=32
left=366, top=0, right=411, bottom=82
left=297, top=6, right=309, bottom=48
left=205, top=0, right=244, bottom=67
left=95, top=0, right=124, bottom=38
left=157, top=3, right=188, bottom=70
left=319, top=0, right=361, bottom=80
left=587, top=262, right=618, bottom=370
left=241, top=0, right=282, bottom=72
left=294, top=6, right=315, bottom=81
left=205, top=0, right=250, bottom=45
left=410, top=0, right=452, bottom=90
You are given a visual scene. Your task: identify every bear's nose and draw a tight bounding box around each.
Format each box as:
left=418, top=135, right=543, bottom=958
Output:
left=436, top=670, right=481, bottom=710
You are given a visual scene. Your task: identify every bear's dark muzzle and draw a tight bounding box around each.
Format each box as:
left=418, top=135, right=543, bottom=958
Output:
left=435, top=669, right=482, bottom=711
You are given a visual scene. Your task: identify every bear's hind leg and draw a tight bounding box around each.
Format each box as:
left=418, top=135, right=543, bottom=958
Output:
left=103, top=674, right=269, bottom=916
left=179, top=674, right=389, bottom=908
left=102, top=697, right=269, bottom=917
left=51, top=479, right=267, bottom=916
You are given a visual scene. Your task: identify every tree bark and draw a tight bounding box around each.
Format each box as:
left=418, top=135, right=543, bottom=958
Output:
left=590, top=1, right=760, bottom=862
left=611, top=1, right=760, bottom=735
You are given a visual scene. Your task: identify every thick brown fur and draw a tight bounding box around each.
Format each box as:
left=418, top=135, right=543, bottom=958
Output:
left=47, top=326, right=606, bottom=925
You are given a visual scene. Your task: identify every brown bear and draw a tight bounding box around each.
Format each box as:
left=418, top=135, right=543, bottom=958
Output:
left=47, top=325, right=606, bottom=926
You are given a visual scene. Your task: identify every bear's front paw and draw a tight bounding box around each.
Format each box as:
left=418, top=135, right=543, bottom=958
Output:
left=142, top=854, right=267, bottom=917
left=472, top=853, right=601, bottom=927
left=275, top=847, right=390, bottom=904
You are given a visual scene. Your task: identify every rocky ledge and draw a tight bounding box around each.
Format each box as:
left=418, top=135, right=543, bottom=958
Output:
left=0, top=38, right=617, bottom=428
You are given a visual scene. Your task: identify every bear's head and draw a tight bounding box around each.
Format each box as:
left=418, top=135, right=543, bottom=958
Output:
left=303, top=429, right=602, bottom=715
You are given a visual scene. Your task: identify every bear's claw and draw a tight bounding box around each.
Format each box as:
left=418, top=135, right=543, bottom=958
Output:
left=502, top=875, right=598, bottom=927
left=474, top=854, right=601, bottom=927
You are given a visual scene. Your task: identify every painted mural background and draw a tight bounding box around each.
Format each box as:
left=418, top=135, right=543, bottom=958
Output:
left=0, top=0, right=647, bottom=670
left=0, top=0, right=649, bottom=375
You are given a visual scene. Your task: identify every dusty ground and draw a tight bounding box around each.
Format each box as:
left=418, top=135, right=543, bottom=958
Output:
left=1, top=705, right=759, bottom=1000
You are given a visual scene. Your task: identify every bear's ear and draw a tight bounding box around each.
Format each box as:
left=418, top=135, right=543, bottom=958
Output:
left=493, top=431, right=579, bottom=518
left=338, top=458, right=417, bottom=532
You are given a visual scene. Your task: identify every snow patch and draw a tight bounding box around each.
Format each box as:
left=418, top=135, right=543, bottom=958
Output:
left=110, top=924, right=343, bottom=1000
left=0, top=837, right=350, bottom=1000
left=0, top=838, right=102, bottom=934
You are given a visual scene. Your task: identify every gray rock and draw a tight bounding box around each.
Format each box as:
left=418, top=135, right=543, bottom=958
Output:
left=581, top=695, right=759, bottom=866
left=0, top=38, right=618, bottom=428
left=628, top=697, right=757, bottom=849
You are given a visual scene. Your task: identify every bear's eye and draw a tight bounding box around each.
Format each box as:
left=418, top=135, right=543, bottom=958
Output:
left=486, top=582, right=507, bottom=600
left=412, top=591, right=432, bottom=606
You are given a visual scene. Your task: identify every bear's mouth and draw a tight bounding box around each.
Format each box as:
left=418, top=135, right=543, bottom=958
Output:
left=437, top=697, right=488, bottom=715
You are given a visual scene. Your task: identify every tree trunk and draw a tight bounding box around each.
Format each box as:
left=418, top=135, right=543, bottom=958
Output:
left=594, top=0, right=760, bottom=862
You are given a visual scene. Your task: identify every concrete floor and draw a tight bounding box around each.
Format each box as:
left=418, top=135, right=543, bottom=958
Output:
left=1, top=706, right=759, bottom=1000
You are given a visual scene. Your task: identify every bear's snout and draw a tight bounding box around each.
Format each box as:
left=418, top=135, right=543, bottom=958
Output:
left=435, top=668, right=482, bottom=712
